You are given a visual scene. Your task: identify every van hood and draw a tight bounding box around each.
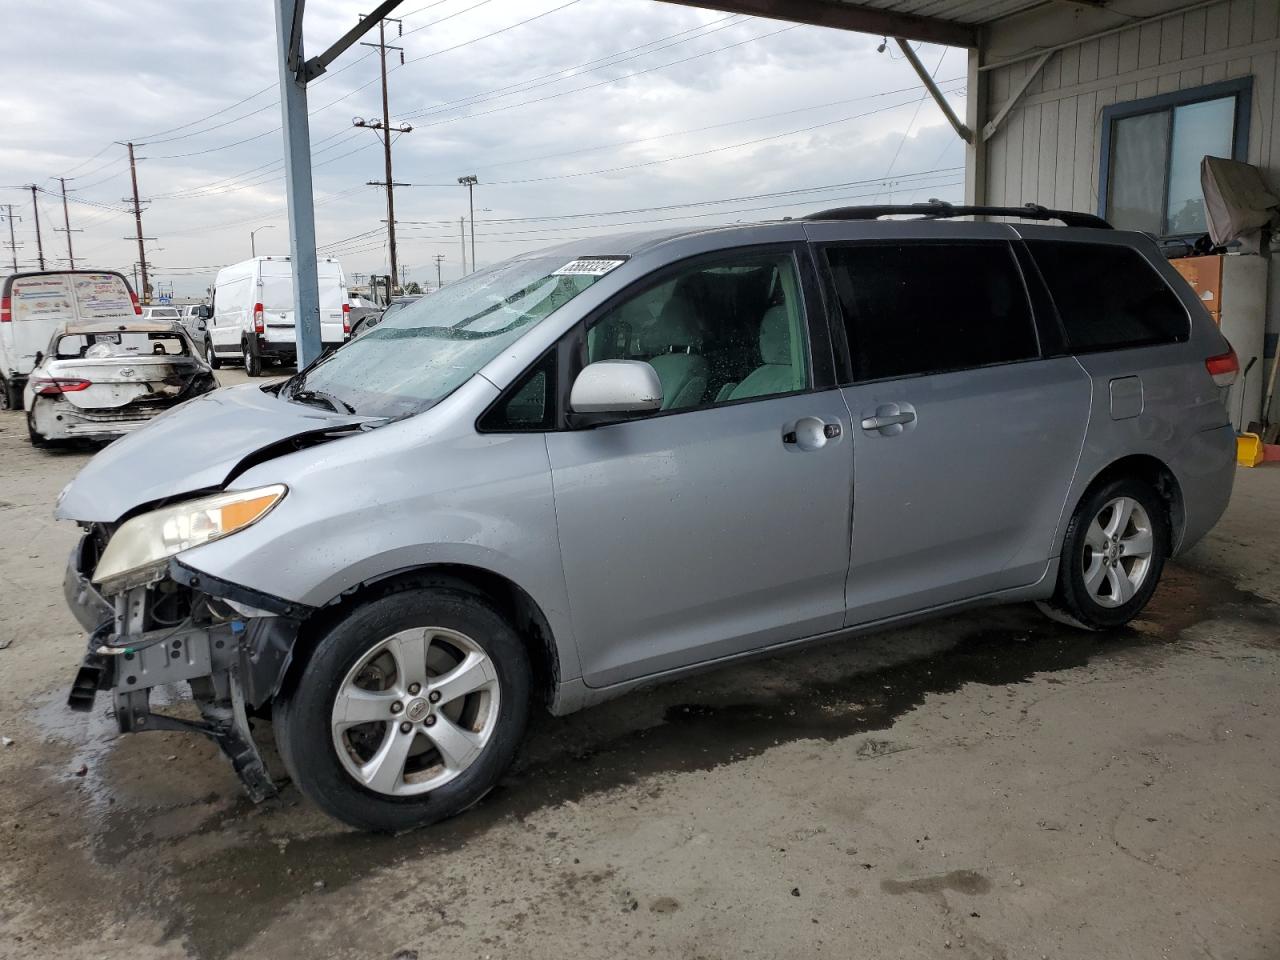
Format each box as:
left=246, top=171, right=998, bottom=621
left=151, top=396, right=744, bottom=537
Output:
left=55, top=382, right=374, bottom=523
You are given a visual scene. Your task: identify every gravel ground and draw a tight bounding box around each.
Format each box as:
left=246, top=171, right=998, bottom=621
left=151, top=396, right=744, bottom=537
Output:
left=1, top=372, right=1277, bottom=960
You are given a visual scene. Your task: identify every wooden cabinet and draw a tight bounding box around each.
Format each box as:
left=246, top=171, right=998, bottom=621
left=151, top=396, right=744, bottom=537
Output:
left=1172, top=255, right=1223, bottom=325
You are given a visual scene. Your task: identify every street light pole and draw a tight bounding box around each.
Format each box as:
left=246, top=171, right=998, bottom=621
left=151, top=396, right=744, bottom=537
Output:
left=458, top=175, right=477, bottom=273
left=250, top=224, right=275, bottom=257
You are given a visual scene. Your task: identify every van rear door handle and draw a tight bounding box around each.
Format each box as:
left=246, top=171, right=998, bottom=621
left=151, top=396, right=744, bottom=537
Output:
left=860, top=412, right=915, bottom=430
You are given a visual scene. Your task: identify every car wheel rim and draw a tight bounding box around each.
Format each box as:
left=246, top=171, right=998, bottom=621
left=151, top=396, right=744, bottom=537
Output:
left=1082, top=496, right=1154, bottom=609
left=330, top=626, right=501, bottom=797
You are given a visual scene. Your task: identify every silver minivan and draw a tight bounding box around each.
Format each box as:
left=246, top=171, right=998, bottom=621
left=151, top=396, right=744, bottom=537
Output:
left=57, top=204, right=1238, bottom=831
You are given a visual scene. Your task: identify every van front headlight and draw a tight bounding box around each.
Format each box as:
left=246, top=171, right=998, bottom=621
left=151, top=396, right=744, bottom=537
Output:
left=93, top=484, right=287, bottom=587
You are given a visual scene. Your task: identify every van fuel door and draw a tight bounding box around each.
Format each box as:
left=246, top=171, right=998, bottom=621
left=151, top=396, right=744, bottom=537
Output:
left=1109, top=376, right=1144, bottom=420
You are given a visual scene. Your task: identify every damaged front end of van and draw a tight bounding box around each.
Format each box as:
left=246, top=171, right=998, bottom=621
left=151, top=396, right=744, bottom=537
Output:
left=55, top=384, right=375, bottom=799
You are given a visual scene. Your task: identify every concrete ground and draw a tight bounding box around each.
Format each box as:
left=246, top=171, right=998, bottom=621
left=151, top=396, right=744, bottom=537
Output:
left=1, top=371, right=1277, bottom=960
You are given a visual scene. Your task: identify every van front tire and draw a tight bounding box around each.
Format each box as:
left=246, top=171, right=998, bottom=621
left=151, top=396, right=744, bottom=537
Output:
left=274, top=585, right=531, bottom=833
left=206, top=339, right=221, bottom=369
left=1038, top=477, right=1168, bottom=631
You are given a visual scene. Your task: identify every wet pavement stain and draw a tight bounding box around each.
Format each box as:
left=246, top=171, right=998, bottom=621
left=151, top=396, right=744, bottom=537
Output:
left=17, top=563, right=1280, bottom=959
left=880, top=869, right=992, bottom=896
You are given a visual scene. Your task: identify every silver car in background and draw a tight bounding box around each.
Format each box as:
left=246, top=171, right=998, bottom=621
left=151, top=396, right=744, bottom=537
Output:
left=54, top=204, right=1237, bottom=831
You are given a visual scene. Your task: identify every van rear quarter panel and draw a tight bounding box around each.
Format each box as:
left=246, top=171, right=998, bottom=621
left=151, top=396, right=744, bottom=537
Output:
left=1013, top=226, right=1236, bottom=556
left=1068, top=342, right=1235, bottom=555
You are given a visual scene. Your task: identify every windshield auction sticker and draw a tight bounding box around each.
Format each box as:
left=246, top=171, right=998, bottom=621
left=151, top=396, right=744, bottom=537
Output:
left=552, top=257, right=627, bottom=277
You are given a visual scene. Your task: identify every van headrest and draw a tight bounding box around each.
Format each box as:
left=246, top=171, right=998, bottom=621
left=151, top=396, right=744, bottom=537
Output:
left=758, top=306, right=790, bottom=365
left=650, top=295, right=701, bottom=351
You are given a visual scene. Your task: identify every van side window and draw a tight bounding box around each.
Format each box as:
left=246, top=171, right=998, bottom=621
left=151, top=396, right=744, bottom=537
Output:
left=1025, top=240, right=1189, bottom=353
left=479, top=351, right=556, bottom=432
left=824, top=242, right=1038, bottom=382
left=586, top=252, right=810, bottom=410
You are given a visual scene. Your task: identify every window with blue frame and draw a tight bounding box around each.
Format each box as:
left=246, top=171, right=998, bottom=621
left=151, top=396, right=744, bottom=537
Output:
left=1099, top=78, right=1252, bottom=238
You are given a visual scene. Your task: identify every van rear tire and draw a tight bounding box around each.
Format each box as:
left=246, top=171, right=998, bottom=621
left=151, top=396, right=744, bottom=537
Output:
left=1, top=376, right=22, bottom=411
left=1038, top=477, right=1168, bottom=631
left=242, top=340, right=262, bottom=377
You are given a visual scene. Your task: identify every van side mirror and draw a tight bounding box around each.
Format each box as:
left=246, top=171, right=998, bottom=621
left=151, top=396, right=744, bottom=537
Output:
left=568, top=360, right=662, bottom=426
left=34, top=351, right=43, bottom=366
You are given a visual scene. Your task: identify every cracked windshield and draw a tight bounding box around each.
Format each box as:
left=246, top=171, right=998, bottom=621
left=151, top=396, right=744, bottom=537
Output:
left=286, top=255, right=604, bottom=418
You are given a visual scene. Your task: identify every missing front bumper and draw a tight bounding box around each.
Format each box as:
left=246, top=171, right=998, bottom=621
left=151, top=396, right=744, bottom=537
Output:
left=62, top=535, right=314, bottom=802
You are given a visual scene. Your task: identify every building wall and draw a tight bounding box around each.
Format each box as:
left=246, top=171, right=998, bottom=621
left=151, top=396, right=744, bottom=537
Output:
left=982, top=0, right=1280, bottom=414
left=983, top=0, right=1279, bottom=215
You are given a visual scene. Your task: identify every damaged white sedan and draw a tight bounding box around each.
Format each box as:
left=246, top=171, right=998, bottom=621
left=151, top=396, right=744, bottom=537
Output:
left=24, top=321, right=217, bottom=445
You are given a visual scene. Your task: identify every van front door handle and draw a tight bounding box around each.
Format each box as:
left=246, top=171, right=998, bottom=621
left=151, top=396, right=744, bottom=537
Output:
left=860, top=412, right=915, bottom=430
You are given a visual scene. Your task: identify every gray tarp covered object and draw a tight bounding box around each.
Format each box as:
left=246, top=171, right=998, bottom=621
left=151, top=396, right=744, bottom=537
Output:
left=1201, top=155, right=1280, bottom=246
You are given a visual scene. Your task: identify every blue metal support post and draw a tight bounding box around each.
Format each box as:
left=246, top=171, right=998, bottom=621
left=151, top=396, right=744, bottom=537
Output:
left=274, top=0, right=323, bottom=368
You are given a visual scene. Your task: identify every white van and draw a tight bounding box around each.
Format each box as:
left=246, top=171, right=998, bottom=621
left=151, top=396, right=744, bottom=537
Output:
left=207, top=257, right=349, bottom=376
left=0, top=270, right=139, bottom=409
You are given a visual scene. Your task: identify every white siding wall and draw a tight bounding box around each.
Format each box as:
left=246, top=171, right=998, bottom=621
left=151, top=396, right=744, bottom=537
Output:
left=984, top=0, right=1279, bottom=214
left=983, top=0, right=1280, bottom=379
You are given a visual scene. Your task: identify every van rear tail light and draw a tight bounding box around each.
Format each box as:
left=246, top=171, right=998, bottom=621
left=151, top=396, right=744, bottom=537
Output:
left=0, top=296, right=10, bottom=322
left=34, top=377, right=92, bottom=396
left=342, top=302, right=351, bottom=334
left=129, top=289, right=142, bottom=315
left=253, top=302, right=264, bottom=334
left=1205, top=349, right=1239, bottom=387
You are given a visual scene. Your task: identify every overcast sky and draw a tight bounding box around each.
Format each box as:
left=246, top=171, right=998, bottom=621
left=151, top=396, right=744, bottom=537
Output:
left=0, top=0, right=967, bottom=296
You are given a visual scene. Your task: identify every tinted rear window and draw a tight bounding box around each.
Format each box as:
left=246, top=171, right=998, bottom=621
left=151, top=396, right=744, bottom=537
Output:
left=1026, top=240, right=1188, bottom=352
left=824, top=242, right=1039, bottom=382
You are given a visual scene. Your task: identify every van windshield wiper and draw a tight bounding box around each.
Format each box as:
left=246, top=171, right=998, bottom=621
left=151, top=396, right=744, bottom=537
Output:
left=290, top=388, right=355, bottom=414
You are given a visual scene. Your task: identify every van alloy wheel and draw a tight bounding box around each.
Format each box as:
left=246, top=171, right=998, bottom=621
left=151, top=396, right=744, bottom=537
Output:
left=1037, top=477, right=1167, bottom=631
left=1081, top=496, right=1154, bottom=608
left=331, top=626, right=501, bottom=797
left=274, top=584, right=530, bottom=832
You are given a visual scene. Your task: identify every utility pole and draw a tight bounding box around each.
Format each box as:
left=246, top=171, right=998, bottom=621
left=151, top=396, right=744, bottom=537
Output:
left=354, top=14, right=412, bottom=290
left=27, top=185, right=45, bottom=270
left=459, top=217, right=466, bottom=277
left=123, top=142, right=149, bottom=302
left=458, top=175, right=477, bottom=273
left=1, top=205, right=20, bottom=272
left=433, top=253, right=444, bottom=290
left=55, top=177, right=81, bottom=269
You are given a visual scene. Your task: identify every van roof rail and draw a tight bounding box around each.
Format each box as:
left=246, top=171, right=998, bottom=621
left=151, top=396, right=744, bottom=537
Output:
left=802, top=201, right=1111, bottom=230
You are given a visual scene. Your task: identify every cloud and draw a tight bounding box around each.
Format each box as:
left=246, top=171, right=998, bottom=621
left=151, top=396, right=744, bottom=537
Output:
left=0, top=0, right=966, bottom=294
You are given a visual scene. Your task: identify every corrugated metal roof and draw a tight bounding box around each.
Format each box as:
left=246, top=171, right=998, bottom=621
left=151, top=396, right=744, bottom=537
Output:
left=823, top=0, right=1046, bottom=26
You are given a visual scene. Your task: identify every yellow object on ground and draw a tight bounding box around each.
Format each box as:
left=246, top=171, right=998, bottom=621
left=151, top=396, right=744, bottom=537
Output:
left=1237, top=432, right=1264, bottom=467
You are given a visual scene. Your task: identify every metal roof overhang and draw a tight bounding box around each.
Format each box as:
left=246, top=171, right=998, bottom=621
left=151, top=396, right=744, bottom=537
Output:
left=654, top=1, right=1218, bottom=55
left=651, top=0, right=1040, bottom=49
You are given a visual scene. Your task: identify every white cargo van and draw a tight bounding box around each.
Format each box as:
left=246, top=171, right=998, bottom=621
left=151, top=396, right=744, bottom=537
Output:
left=207, top=257, right=349, bottom=376
left=0, top=270, right=140, bottom=409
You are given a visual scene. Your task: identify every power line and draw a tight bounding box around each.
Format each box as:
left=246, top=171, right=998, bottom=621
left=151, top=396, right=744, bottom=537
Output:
left=399, top=14, right=743, bottom=125
left=88, top=11, right=761, bottom=206
left=404, top=22, right=799, bottom=129
left=876, top=47, right=949, bottom=201
left=473, top=88, right=962, bottom=187
left=468, top=77, right=963, bottom=174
